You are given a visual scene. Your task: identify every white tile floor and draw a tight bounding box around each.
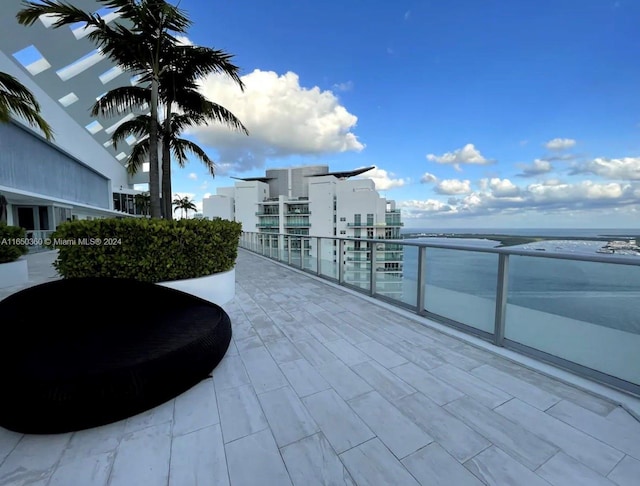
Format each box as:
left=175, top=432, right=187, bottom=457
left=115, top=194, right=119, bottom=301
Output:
left=1, top=249, right=639, bottom=485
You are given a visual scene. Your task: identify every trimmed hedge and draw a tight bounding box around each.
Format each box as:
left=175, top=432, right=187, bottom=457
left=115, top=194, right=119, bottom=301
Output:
left=51, top=218, right=242, bottom=282
left=0, top=223, right=28, bottom=264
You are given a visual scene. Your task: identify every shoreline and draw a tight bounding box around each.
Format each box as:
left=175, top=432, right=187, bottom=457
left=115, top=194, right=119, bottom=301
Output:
left=402, top=232, right=639, bottom=248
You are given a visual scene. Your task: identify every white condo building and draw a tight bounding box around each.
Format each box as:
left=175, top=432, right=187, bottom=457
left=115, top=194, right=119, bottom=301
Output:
left=0, top=0, right=150, bottom=236
left=203, top=165, right=404, bottom=297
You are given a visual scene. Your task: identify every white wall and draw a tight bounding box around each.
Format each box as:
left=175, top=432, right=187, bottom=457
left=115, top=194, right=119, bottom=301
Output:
left=308, top=176, right=336, bottom=238
left=235, top=181, right=268, bottom=233
left=203, top=195, right=234, bottom=220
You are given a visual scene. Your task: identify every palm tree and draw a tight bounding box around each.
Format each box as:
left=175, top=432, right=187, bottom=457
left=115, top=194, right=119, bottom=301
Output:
left=134, top=191, right=150, bottom=216
left=172, top=195, right=196, bottom=219
left=17, top=0, right=192, bottom=219
left=0, top=71, right=53, bottom=140
left=92, top=42, right=248, bottom=219
left=108, top=111, right=217, bottom=185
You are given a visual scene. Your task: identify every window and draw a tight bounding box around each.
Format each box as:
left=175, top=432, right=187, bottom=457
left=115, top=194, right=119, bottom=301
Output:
left=367, top=213, right=374, bottom=225
left=340, top=230, right=346, bottom=235
left=340, top=217, right=346, bottom=222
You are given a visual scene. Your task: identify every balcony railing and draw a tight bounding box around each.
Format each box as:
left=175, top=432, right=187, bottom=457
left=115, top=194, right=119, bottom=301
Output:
left=239, top=231, right=640, bottom=396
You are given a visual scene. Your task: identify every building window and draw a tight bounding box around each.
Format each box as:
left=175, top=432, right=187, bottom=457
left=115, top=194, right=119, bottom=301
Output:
left=340, top=217, right=346, bottom=222
left=367, top=213, right=374, bottom=225
left=340, top=230, right=346, bottom=235
left=354, top=214, right=361, bottom=225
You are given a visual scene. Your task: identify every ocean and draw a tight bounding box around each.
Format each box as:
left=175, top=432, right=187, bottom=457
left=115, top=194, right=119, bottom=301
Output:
left=397, top=228, right=640, bottom=333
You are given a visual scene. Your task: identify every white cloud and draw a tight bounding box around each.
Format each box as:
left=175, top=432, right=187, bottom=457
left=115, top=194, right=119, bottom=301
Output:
left=363, top=168, right=407, bottom=190
left=426, top=144, right=491, bottom=171
left=399, top=179, right=637, bottom=220
left=575, top=157, right=640, bottom=180
left=189, top=69, right=364, bottom=172
left=544, top=138, right=576, bottom=150
left=188, top=172, right=197, bottom=180
left=435, top=179, right=472, bottom=195
left=527, top=180, right=627, bottom=202
left=517, top=159, right=553, bottom=177
left=399, top=199, right=455, bottom=215
left=485, top=178, right=520, bottom=197
left=332, top=81, right=353, bottom=92
left=420, top=172, right=438, bottom=184
left=404, top=10, right=411, bottom=20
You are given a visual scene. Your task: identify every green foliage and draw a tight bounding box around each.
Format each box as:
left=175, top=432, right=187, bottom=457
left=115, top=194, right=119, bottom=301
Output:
left=51, top=218, right=242, bottom=282
left=0, top=223, right=28, bottom=264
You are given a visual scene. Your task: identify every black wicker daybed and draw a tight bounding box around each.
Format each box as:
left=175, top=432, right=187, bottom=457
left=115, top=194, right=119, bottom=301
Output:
left=0, top=277, right=232, bottom=434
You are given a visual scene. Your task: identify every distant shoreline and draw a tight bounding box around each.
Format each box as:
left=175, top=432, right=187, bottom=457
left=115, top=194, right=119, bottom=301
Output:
left=402, top=232, right=640, bottom=248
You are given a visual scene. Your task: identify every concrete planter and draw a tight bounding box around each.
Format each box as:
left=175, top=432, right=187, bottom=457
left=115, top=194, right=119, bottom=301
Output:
left=0, top=258, right=28, bottom=289
left=157, top=267, right=235, bottom=306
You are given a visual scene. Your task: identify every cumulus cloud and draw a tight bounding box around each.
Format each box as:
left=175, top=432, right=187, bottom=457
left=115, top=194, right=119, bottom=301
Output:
left=399, top=199, right=455, bottom=216
left=188, top=69, right=364, bottom=172
left=435, top=179, right=472, bottom=195
left=544, top=138, right=576, bottom=150
left=420, top=172, right=438, bottom=184
left=480, top=178, right=520, bottom=197
left=527, top=180, right=627, bottom=203
left=517, top=159, right=553, bottom=177
left=362, top=168, right=407, bottom=190
left=398, top=179, right=637, bottom=220
left=188, top=172, right=197, bottom=180
left=426, top=144, right=491, bottom=171
left=572, top=157, right=640, bottom=180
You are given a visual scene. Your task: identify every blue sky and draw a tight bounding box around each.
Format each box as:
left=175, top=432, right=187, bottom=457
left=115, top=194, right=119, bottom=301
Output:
left=166, top=0, right=640, bottom=228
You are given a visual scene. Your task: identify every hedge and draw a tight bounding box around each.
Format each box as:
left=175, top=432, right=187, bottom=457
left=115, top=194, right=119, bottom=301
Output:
left=51, top=218, right=242, bottom=282
left=0, top=223, right=28, bottom=264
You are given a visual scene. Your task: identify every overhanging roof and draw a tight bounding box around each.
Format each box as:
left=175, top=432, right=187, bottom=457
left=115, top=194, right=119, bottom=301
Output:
left=0, top=0, right=148, bottom=168
left=307, top=166, right=376, bottom=179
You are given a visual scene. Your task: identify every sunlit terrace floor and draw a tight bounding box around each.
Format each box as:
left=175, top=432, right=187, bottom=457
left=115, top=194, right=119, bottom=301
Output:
left=1, top=249, right=640, bottom=485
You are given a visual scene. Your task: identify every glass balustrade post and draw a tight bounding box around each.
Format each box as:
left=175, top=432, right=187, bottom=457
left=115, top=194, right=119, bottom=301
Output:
left=417, top=246, right=426, bottom=314
left=317, top=237, right=322, bottom=276
left=338, top=239, right=345, bottom=284
left=287, top=236, right=292, bottom=265
left=369, top=240, right=377, bottom=296
left=494, top=253, right=509, bottom=346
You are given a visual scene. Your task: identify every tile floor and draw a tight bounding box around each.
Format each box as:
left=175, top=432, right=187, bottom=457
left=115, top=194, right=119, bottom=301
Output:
left=1, top=249, right=639, bottom=485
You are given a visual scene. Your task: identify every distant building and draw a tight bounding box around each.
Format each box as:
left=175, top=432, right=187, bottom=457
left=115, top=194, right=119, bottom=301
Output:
left=203, top=165, right=404, bottom=297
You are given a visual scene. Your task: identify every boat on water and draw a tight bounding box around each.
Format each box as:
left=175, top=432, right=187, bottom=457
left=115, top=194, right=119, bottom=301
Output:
left=596, top=239, right=640, bottom=255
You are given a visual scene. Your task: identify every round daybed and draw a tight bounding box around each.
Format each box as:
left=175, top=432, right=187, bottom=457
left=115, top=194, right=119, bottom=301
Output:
left=0, top=277, right=232, bottom=434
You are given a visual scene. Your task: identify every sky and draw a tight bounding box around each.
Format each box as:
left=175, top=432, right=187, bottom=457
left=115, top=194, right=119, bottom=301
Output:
left=164, top=0, right=640, bottom=228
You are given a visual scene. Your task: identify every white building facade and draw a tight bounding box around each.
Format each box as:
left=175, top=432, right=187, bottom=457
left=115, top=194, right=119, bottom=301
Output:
left=0, top=0, right=150, bottom=236
left=203, top=165, right=404, bottom=297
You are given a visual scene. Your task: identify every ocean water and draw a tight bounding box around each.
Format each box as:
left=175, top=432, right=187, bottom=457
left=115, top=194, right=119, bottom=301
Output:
left=397, top=229, right=640, bottom=333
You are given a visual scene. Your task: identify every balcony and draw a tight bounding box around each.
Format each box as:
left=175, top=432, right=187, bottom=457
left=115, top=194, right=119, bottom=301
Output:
left=1, top=248, right=639, bottom=485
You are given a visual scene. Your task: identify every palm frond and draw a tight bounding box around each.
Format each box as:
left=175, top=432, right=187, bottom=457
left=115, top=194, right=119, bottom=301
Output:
left=0, top=72, right=54, bottom=140
left=125, top=137, right=150, bottom=175
left=92, top=86, right=150, bottom=117
left=111, top=115, right=150, bottom=149
left=16, top=0, right=100, bottom=28
left=171, top=138, right=216, bottom=176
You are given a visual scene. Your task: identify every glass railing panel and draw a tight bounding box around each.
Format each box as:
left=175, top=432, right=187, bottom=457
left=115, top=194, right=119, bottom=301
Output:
left=344, top=242, right=371, bottom=292
left=393, top=244, right=417, bottom=307
left=373, top=241, right=411, bottom=306
left=319, top=238, right=338, bottom=279
left=505, top=255, right=640, bottom=387
left=302, top=238, right=317, bottom=272
left=422, top=248, right=498, bottom=333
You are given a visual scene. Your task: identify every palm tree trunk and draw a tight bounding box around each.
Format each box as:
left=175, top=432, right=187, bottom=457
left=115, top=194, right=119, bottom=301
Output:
left=162, top=101, right=173, bottom=220
left=148, top=75, right=162, bottom=219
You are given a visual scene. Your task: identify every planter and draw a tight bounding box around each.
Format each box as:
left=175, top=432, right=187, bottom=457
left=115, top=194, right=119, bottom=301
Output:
left=0, top=258, right=28, bottom=289
left=157, top=267, right=235, bottom=306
